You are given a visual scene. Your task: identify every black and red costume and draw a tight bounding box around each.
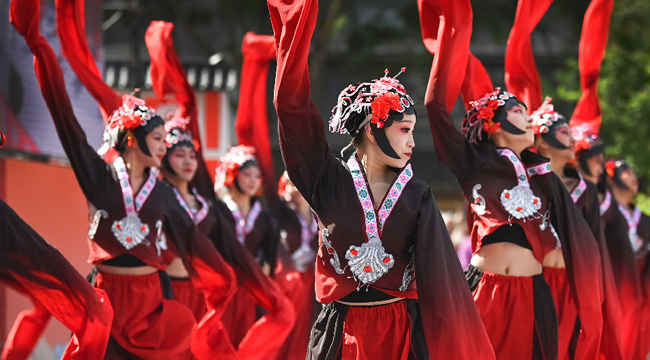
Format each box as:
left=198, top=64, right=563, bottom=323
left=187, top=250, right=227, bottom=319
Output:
left=270, top=0, right=495, bottom=359
left=420, top=0, right=605, bottom=358
left=10, top=1, right=240, bottom=358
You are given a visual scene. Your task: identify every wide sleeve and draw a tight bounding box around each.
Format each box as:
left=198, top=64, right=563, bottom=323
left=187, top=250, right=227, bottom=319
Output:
left=210, top=200, right=296, bottom=359
left=162, top=195, right=239, bottom=360
left=580, top=183, right=624, bottom=359
left=419, top=0, right=493, bottom=182
left=269, top=0, right=343, bottom=214
left=549, top=175, right=604, bottom=360
left=10, top=0, right=112, bottom=205
left=414, top=190, right=495, bottom=360
left=0, top=199, right=113, bottom=360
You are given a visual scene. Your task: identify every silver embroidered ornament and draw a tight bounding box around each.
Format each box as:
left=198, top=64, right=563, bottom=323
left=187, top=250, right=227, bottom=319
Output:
left=111, top=212, right=150, bottom=250
left=345, top=237, right=395, bottom=285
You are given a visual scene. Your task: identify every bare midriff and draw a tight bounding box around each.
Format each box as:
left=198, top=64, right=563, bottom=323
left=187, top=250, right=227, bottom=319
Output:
left=542, top=248, right=565, bottom=268
left=96, top=263, right=158, bottom=276
left=470, top=242, right=543, bottom=276
left=164, top=257, right=190, bottom=278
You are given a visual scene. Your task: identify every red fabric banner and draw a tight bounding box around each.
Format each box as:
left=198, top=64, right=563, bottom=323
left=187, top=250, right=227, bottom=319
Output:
left=504, top=0, right=554, bottom=112
left=235, top=32, right=277, bottom=202
left=460, top=52, right=494, bottom=110
left=56, top=0, right=122, bottom=121
left=571, top=0, right=614, bottom=134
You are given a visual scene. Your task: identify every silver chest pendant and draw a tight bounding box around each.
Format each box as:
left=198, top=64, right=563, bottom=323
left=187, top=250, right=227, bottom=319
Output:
left=333, top=154, right=413, bottom=287
left=497, top=149, right=546, bottom=222
left=111, top=157, right=157, bottom=250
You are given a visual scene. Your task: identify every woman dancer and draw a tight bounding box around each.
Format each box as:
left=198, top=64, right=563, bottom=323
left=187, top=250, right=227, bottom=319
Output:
left=420, top=0, right=604, bottom=358
left=160, top=115, right=295, bottom=359
left=269, top=0, right=494, bottom=359
left=274, top=172, right=320, bottom=360
left=11, top=2, right=238, bottom=357
left=605, top=159, right=650, bottom=359
left=532, top=101, right=623, bottom=359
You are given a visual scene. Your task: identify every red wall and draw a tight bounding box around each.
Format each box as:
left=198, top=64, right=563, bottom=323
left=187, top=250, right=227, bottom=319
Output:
left=0, top=157, right=92, bottom=349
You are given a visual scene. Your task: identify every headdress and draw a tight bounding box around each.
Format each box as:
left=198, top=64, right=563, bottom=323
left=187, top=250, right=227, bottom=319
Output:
left=329, top=68, right=414, bottom=137
left=605, top=158, right=631, bottom=190
left=98, top=91, right=161, bottom=158
left=164, top=113, right=198, bottom=151
left=462, top=87, right=525, bottom=144
left=214, top=145, right=259, bottom=192
left=572, top=125, right=604, bottom=154
left=532, top=97, right=567, bottom=135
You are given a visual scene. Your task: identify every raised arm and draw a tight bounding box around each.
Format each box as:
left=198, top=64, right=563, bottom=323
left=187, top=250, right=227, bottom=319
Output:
left=270, top=0, right=342, bottom=214
left=419, top=0, right=492, bottom=181
left=11, top=0, right=112, bottom=204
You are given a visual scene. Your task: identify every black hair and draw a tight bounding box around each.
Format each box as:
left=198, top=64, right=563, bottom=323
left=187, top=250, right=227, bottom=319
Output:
left=577, top=144, right=605, bottom=177
left=115, top=109, right=165, bottom=156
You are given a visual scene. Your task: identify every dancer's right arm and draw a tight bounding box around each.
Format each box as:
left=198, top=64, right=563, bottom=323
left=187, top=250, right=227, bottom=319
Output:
left=11, top=0, right=110, bottom=205
left=270, top=0, right=343, bottom=215
left=421, top=0, right=492, bottom=183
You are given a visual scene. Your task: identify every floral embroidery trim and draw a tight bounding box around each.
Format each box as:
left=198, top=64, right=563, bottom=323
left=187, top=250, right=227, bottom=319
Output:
left=399, top=245, right=416, bottom=291
left=570, top=174, right=587, bottom=204
left=496, top=149, right=544, bottom=222
left=224, top=195, right=262, bottom=245
left=526, top=163, right=552, bottom=177
left=342, top=153, right=413, bottom=287
left=111, top=157, right=156, bottom=249
left=618, top=203, right=644, bottom=254
left=472, top=184, right=486, bottom=215
left=600, top=190, right=612, bottom=215
left=289, top=203, right=319, bottom=273
left=172, top=187, right=209, bottom=225
left=347, top=153, right=413, bottom=237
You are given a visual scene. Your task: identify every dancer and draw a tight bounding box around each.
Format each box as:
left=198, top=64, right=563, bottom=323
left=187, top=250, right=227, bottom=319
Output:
left=11, top=1, right=238, bottom=358
left=605, top=159, right=650, bottom=359
left=0, top=127, right=113, bottom=360
left=532, top=102, right=623, bottom=359
left=270, top=0, right=495, bottom=358
left=420, top=0, right=604, bottom=358
left=274, top=172, right=319, bottom=360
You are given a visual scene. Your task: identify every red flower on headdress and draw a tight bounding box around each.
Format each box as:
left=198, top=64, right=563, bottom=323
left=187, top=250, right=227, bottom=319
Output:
left=476, top=99, right=501, bottom=134
left=370, top=92, right=404, bottom=128
left=482, top=119, right=501, bottom=133
left=605, top=160, right=618, bottom=178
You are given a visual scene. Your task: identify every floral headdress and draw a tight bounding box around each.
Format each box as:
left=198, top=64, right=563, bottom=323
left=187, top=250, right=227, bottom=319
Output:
left=98, top=91, right=159, bottom=158
left=532, top=97, right=566, bottom=135
left=572, top=125, right=604, bottom=153
left=214, top=145, right=258, bottom=192
left=329, top=68, right=414, bottom=136
left=164, top=113, right=198, bottom=151
left=462, top=87, right=520, bottom=144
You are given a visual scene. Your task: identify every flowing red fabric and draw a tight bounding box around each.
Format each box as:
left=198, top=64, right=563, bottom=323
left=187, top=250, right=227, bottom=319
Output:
left=418, top=0, right=472, bottom=113
left=2, top=298, right=51, bottom=360
left=55, top=0, right=122, bottom=120
left=571, top=0, right=614, bottom=134
left=504, top=0, right=554, bottom=111
left=545, top=267, right=579, bottom=360
left=0, top=198, right=113, bottom=360
left=235, top=32, right=277, bottom=201
left=460, top=53, right=494, bottom=110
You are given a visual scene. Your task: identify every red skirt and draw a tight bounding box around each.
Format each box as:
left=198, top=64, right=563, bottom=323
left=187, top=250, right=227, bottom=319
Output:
left=276, top=266, right=315, bottom=360
left=544, top=267, right=578, bottom=360
left=168, top=278, right=208, bottom=360
left=2, top=297, right=51, bottom=360
left=95, top=271, right=195, bottom=359
left=467, top=265, right=558, bottom=360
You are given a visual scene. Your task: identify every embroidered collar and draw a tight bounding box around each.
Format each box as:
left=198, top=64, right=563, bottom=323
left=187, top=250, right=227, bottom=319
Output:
left=173, top=187, right=209, bottom=225
left=496, top=149, right=544, bottom=221
left=289, top=202, right=318, bottom=250
left=347, top=153, right=413, bottom=238
left=224, top=194, right=262, bottom=245
left=570, top=173, right=587, bottom=203
left=618, top=203, right=644, bottom=253
left=110, top=157, right=157, bottom=249
left=340, top=153, right=413, bottom=286
left=600, top=190, right=612, bottom=215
